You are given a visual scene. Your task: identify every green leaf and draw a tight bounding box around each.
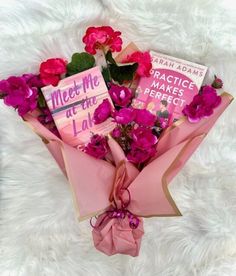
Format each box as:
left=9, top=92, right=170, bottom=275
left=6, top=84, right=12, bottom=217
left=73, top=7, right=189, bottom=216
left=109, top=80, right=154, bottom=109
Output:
left=101, top=67, right=111, bottom=85
left=67, top=52, right=96, bottom=76
left=109, top=63, right=138, bottom=85
left=37, top=90, right=46, bottom=108
left=105, top=51, right=117, bottom=65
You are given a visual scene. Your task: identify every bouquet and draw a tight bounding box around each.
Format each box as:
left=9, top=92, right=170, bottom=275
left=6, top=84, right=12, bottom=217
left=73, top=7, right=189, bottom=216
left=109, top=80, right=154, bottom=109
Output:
left=0, top=25, right=233, bottom=257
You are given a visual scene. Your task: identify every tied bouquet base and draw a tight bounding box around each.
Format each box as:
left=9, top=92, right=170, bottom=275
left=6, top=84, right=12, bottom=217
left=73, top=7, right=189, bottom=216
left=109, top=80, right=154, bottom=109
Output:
left=23, top=92, right=233, bottom=256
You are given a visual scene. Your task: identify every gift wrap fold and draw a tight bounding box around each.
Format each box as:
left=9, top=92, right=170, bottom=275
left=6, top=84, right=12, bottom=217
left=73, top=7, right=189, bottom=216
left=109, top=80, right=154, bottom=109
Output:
left=23, top=91, right=233, bottom=256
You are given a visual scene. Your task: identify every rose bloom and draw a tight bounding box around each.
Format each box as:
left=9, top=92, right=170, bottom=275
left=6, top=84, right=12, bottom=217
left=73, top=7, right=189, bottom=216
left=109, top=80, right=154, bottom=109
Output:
left=40, top=58, right=67, bottom=86
left=0, top=75, right=41, bottom=116
left=93, top=99, right=112, bottom=124
left=84, top=134, right=109, bottom=159
left=122, top=51, right=152, bottom=77
left=131, top=126, right=158, bottom=149
left=134, top=108, right=156, bottom=127
left=109, top=84, right=132, bottom=107
left=113, top=107, right=136, bottom=124
left=82, top=26, right=123, bottom=55
left=92, top=211, right=144, bottom=257
left=127, top=144, right=156, bottom=164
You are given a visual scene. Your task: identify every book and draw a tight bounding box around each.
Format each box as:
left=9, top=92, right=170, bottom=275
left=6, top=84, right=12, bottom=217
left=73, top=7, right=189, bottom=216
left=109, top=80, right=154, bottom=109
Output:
left=132, top=51, right=208, bottom=123
left=42, top=66, right=115, bottom=148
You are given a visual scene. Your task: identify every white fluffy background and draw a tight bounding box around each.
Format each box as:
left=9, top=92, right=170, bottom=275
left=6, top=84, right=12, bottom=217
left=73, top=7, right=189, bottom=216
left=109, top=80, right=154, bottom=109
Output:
left=0, top=0, right=236, bottom=275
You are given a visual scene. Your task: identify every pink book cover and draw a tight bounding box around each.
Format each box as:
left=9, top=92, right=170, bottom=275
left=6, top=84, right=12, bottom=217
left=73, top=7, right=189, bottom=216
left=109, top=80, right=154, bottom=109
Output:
left=132, top=51, right=208, bottom=123
left=42, top=66, right=115, bottom=148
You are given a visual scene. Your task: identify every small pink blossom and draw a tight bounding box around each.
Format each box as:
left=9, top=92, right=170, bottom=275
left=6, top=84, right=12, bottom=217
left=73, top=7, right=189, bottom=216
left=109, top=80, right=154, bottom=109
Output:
left=134, top=109, right=156, bottom=127
left=113, top=107, right=136, bottom=124
left=212, top=75, right=223, bottom=89
left=112, top=126, right=122, bottom=138
left=82, top=26, right=123, bottom=55
left=109, top=84, right=132, bottom=107
left=84, top=134, right=109, bottom=159
left=122, top=51, right=152, bottom=77
left=93, top=99, right=112, bottom=124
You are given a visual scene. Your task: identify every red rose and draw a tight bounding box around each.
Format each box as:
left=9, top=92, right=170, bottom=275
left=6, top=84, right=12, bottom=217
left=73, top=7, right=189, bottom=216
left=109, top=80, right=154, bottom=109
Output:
left=40, top=58, right=67, bottom=86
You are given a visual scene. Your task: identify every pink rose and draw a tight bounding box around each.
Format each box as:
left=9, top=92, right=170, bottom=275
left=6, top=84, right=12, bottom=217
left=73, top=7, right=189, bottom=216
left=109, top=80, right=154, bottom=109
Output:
left=40, top=58, right=67, bottom=86
left=134, top=108, right=156, bottom=127
left=109, top=84, right=132, bottom=107
left=92, top=211, right=144, bottom=257
left=93, top=99, right=112, bottom=124
left=112, top=126, right=122, bottom=138
left=82, top=26, right=123, bottom=55
left=131, top=127, right=158, bottom=149
left=113, top=107, right=136, bottom=124
left=122, top=51, right=152, bottom=77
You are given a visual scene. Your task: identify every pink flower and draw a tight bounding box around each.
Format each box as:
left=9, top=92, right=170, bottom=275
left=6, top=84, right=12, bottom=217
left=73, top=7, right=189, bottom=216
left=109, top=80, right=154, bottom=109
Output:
left=82, top=26, right=123, bottom=55
left=93, top=99, right=112, bottom=124
left=113, top=107, right=136, bottom=124
left=134, top=109, right=156, bottom=127
left=131, top=127, right=158, bottom=149
left=84, top=134, right=109, bottom=159
left=122, top=51, right=152, bottom=77
left=112, top=126, right=122, bottom=138
left=92, top=211, right=144, bottom=256
left=212, top=75, right=223, bottom=89
left=40, top=58, right=67, bottom=86
left=182, top=86, right=221, bottom=123
left=0, top=75, right=40, bottom=116
left=109, top=84, right=132, bottom=107
left=127, top=144, right=156, bottom=164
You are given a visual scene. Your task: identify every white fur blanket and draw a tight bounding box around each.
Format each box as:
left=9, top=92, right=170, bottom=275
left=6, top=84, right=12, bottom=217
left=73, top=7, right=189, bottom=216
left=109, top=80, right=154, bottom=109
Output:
left=1, top=1, right=236, bottom=275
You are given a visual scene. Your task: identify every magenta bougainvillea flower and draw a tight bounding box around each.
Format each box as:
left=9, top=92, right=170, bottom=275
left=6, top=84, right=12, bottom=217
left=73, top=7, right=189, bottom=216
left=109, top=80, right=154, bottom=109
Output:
left=123, top=51, right=152, bottom=77
left=82, top=26, right=123, bottom=55
left=93, top=99, right=112, bottom=124
left=0, top=75, right=42, bottom=116
left=109, top=84, right=132, bottom=107
left=131, top=126, right=158, bottom=150
left=113, top=107, right=136, bottom=124
left=40, top=58, right=67, bottom=86
left=84, top=134, right=109, bottom=159
left=182, top=85, right=222, bottom=123
left=134, top=109, right=156, bottom=127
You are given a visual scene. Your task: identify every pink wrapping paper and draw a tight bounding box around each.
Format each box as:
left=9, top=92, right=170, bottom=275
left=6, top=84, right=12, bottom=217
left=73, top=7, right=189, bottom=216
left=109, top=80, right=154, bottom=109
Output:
left=23, top=91, right=233, bottom=256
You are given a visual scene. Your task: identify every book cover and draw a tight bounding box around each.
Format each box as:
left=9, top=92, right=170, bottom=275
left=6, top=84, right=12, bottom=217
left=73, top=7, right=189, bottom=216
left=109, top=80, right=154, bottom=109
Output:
left=42, top=66, right=115, bottom=148
left=132, top=51, right=208, bottom=123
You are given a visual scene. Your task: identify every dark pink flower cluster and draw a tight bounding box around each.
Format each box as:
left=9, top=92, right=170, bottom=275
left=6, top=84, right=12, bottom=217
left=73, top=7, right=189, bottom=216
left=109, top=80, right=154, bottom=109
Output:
left=82, top=26, right=123, bottom=55
left=93, top=96, right=158, bottom=164
left=182, top=85, right=222, bottom=123
left=0, top=74, right=43, bottom=116
left=84, top=134, right=109, bottom=159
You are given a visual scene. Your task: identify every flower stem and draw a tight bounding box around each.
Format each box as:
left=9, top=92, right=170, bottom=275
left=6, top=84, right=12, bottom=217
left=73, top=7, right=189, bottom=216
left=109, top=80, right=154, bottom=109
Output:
left=102, top=48, right=112, bottom=83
